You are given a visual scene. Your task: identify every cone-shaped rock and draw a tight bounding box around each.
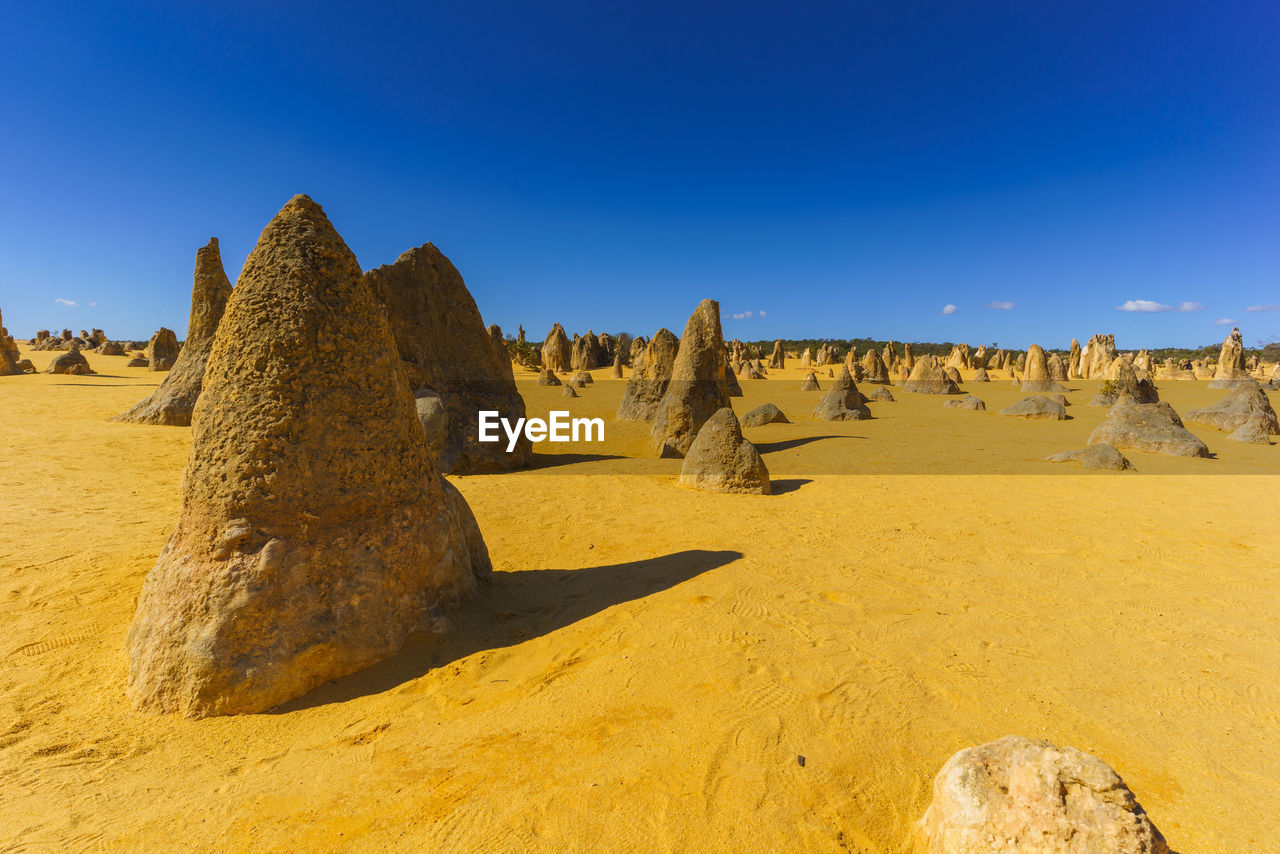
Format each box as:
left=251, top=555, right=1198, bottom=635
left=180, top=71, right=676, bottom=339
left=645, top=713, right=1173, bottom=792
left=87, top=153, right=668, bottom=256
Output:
left=363, top=243, right=531, bottom=473
left=812, top=367, right=871, bottom=420
left=650, top=299, right=730, bottom=457
left=679, top=408, right=771, bottom=494
left=146, top=328, right=179, bottom=371
left=768, top=339, right=785, bottom=369
left=114, top=239, right=232, bottom=425
left=1068, top=338, right=1082, bottom=378
left=902, top=356, right=960, bottom=394
left=859, top=348, right=890, bottom=384
left=1080, top=333, right=1117, bottom=379
left=1091, top=357, right=1159, bottom=406
left=542, top=323, right=571, bottom=373
left=126, top=195, right=492, bottom=718
left=1021, top=344, right=1065, bottom=392
left=617, top=328, right=678, bottom=421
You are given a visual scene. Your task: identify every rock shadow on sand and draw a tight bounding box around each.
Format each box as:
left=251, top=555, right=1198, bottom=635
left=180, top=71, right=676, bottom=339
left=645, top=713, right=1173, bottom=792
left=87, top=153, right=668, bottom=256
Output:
left=272, top=548, right=743, bottom=712
left=752, top=434, right=864, bottom=454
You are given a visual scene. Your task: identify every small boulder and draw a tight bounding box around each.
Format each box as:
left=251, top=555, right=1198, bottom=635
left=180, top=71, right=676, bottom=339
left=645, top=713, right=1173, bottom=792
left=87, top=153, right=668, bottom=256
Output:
left=1228, top=418, right=1273, bottom=444
left=999, top=396, right=1069, bottom=420
left=864, top=386, right=894, bottom=402
left=47, top=348, right=92, bottom=375
left=903, top=356, right=961, bottom=394
left=678, top=408, right=771, bottom=495
left=562, top=384, right=579, bottom=397
left=741, top=403, right=789, bottom=427
left=536, top=369, right=561, bottom=386
left=943, top=395, right=985, bottom=411
left=145, top=328, right=180, bottom=372
left=800, top=372, right=820, bottom=391
left=1046, top=444, right=1134, bottom=470
left=127, top=356, right=150, bottom=368
left=972, top=368, right=990, bottom=382
left=812, top=367, right=871, bottom=421
left=921, top=735, right=1169, bottom=854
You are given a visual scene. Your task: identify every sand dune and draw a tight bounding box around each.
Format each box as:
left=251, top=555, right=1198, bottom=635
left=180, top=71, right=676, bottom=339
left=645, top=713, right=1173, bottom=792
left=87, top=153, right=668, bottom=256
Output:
left=2, top=346, right=1278, bottom=851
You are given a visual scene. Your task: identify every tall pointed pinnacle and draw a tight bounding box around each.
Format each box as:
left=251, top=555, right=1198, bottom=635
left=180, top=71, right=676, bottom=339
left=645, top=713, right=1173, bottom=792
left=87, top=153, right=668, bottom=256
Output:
left=126, top=195, right=491, bottom=717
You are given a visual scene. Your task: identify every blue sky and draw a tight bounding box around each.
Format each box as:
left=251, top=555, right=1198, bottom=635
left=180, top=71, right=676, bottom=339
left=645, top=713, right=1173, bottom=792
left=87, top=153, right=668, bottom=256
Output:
left=1, top=1, right=1277, bottom=348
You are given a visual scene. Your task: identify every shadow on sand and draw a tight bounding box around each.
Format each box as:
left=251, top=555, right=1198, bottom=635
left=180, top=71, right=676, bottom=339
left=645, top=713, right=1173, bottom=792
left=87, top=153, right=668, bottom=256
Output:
left=754, top=435, right=863, bottom=454
left=274, top=548, right=743, bottom=712
left=768, top=478, right=812, bottom=494
left=528, top=452, right=629, bottom=469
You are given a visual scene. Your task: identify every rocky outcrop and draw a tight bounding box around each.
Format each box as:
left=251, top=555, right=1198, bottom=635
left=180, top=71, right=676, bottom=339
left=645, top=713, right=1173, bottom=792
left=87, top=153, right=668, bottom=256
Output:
left=617, top=328, right=679, bottom=421
left=1209, top=326, right=1251, bottom=388
left=1068, top=338, right=1081, bottom=378
left=0, top=309, right=21, bottom=376
left=1185, top=386, right=1278, bottom=436
left=364, top=243, right=532, bottom=473
left=903, top=356, right=960, bottom=394
left=1088, top=398, right=1209, bottom=457
left=145, top=328, right=179, bottom=372
left=541, top=323, right=571, bottom=373
left=1000, top=396, right=1068, bottom=420
left=921, top=735, right=1169, bottom=854
left=811, top=367, right=870, bottom=421
left=943, top=395, right=985, bottom=411
left=768, top=339, right=785, bottom=370
left=126, top=195, right=491, bottom=718
left=1090, top=358, right=1159, bottom=406
left=800, top=371, right=820, bottom=391
left=650, top=300, right=731, bottom=457
left=1079, top=333, right=1117, bottom=379
left=114, top=238, right=233, bottom=426
left=678, top=408, right=770, bottom=494
left=1047, top=444, right=1134, bottom=470
left=47, top=345, right=92, bottom=375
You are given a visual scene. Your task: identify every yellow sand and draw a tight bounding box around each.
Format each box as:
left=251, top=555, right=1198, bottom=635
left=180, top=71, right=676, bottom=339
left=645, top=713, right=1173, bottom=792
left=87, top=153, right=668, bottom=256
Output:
left=2, top=347, right=1278, bottom=852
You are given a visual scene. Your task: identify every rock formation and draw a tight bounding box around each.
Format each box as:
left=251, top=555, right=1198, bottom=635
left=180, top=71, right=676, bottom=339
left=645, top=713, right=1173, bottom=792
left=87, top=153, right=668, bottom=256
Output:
left=562, top=383, right=578, bottom=397
left=921, top=735, right=1169, bottom=854
left=1047, top=444, right=1134, bottom=470
left=650, top=299, right=731, bottom=457
left=47, top=345, right=92, bottom=375
left=1068, top=338, right=1082, bottom=378
left=800, top=371, right=820, bottom=391
left=0, top=309, right=21, bottom=376
left=541, top=323, right=571, bottom=373
left=126, top=195, right=491, bottom=718
left=364, top=243, right=532, bottom=473
left=1209, top=326, right=1251, bottom=388
left=1091, top=358, right=1159, bottom=406
left=865, top=386, right=894, bottom=401
left=999, top=396, right=1069, bottom=420
left=678, top=408, right=770, bottom=494
left=1088, top=398, right=1209, bottom=457
left=114, top=239, right=233, bottom=426
left=811, top=367, right=870, bottom=421
left=1185, top=386, right=1278, bottom=436
left=536, top=369, right=561, bottom=386
left=943, top=395, right=985, bottom=411
left=859, top=348, right=890, bottom=384
left=902, top=356, right=960, bottom=394
left=1020, top=345, right=1064, bottom=392
left=768, top=339, right=785, bottom=370
left=972, top=367, right=990, bottom=383
left=741, top=403, right=788, bottom=427
left=617, top=328, right=679, bottom=421
left=1079, top=333, right=1117, bottom=379
left=146, top=328, right=179, bottom=372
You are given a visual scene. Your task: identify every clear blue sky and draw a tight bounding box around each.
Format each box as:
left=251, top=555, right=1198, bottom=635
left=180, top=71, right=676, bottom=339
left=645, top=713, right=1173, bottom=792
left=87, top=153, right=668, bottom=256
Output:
left=1, top=1, right=1277, bottom=349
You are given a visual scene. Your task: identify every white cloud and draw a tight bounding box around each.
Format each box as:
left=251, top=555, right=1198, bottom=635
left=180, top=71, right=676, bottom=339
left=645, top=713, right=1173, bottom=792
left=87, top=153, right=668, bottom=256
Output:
left=54, top=297, right=78, bottom=307
left=758, top=310, right=767, bottom=318
left=1246, top=304, right=1280, bottom=312
left=1214, top=318, right=1236, bottom=325
left=89, top=301, right=98, bottom=307
left=941, top=304, right=958, bottom=315
left=728, top=310, right=755, bottom=320
left=983, top=300, right=1014, bottom=310
left=1115, top=300, right=1203, bottom=313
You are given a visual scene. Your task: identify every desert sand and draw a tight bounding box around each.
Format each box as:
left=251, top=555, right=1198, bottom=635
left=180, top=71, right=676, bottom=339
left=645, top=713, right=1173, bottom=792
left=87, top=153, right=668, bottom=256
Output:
left=2, top=344, right=1278, bottom=852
